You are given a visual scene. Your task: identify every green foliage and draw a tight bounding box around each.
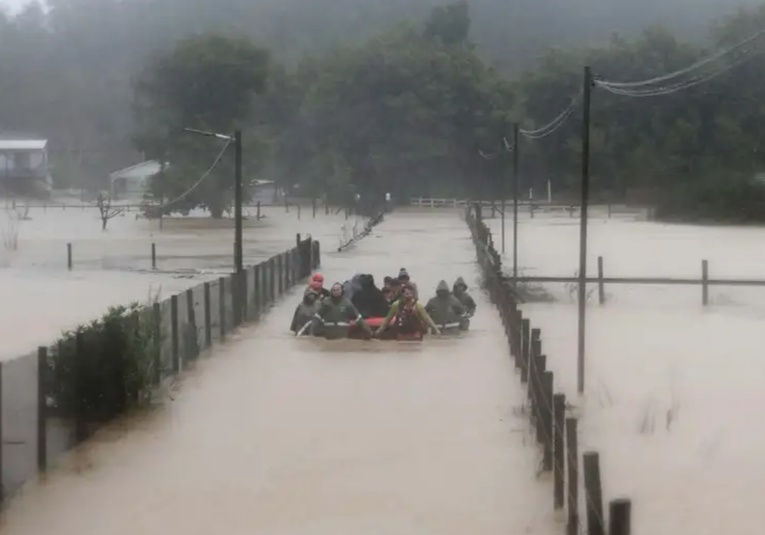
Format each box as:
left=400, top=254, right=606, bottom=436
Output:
left=47, top=302, right=159, bottom=425
left=132, top=33, right=271, bottom=217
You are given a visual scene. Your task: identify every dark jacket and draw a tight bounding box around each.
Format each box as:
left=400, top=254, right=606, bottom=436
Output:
left=351, top=274, right=390, bottom=318
left=425, top=280, right=465, bottom=325
left=452, top=277, right=476, bottom=316
left=291, top=292, right=321, bottom=333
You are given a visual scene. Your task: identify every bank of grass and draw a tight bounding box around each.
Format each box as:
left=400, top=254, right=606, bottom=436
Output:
left=45, top=290, right=162, bottom=438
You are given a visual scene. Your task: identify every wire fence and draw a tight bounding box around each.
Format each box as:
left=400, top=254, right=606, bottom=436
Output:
left=465, top=203, right=631, bottom=535
left=0, top=236, right=320, bottom=504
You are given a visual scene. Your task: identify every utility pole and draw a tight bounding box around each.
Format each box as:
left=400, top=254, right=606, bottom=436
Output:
left=577, top=66, right=593, bottom=395
left=512, top=123, right=520, bottom=282
left=234, top=129, right=243, bottom=274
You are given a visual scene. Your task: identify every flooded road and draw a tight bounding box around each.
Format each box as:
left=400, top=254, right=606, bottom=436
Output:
left=0, top=209, right=557, bottom=535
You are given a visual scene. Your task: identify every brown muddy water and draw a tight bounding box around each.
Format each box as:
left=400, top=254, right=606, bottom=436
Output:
left=0, top=209, right=558, bottom=535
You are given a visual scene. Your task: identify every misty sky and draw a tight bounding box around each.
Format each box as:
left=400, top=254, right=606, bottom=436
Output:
left=1, top=0, right=31, bottom=13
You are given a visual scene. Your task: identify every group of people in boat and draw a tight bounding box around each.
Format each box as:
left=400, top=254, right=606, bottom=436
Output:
left=290, top=268, right=477, bottom=339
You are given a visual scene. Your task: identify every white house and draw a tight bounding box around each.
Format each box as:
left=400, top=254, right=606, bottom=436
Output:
left=109, top=160, right=163, bottom=200
left=0, top=138, right=53, bottom=197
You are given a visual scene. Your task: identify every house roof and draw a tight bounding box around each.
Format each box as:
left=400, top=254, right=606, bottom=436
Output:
left=110, top=160, right=164, bottom=181
left=0, top=139, right=48, bottom=151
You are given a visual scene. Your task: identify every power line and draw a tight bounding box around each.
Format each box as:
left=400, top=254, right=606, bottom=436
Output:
left=151, top=140, right=232, bottom=209
left=595, top=49, right=765, bottom=98
left=519, top=92, right=583, bottom=140
left=595, top=27, right=765, bottom=90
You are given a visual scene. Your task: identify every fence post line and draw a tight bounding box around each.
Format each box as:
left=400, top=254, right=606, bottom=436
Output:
left=204, top=282, right=212, bottom=348
left=219, top=277, right=226, bottom=338
left=598, top=255, right=605, bottom=304
left=584, top=451, right=605, bottom=535
left=566, top=418, right=580, bottom=535
left=241, top=270, right=248, bottom=322
left=608, top=498, right=632, bottom=535
left=152, top=302, right=161, bottom=384
left=151, top=242, right=157, bottom=269
left=170, top=294, right=179, bottom=372
left=185, top=288, right=198, bottom=360
left=541, top=371, right=554, bottom=471
left=520, top=318, right=531, bottom=382
left=702, top=259, right=709, bottom=306
left=36, top=346, right=48, bottom=472
left=553, top=393, right=566, bottom=508
left=254, top=264, right=261, bottom=316
left=67, top=242, right=72, bottom=270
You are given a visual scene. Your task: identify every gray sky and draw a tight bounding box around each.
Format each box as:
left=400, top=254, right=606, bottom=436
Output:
left=1, top=0, right=32, bottom=14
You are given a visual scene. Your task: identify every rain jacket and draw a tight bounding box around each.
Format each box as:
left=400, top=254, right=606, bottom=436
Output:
left=425, top=280, right=465, bottom=326
left=452, top=277, right=476, bottom=317
left=312, top=292, right=370, bottom=338
left=342, top=274, right=364, bottom=301
left=291, top=292, right=321, bottom=334
left=379, top=298, right=437, bottom=335
left=351, top=274, right=390, bottom=318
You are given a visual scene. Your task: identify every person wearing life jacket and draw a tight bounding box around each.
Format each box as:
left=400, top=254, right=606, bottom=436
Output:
left=425, top=280, right=466, bottom=329
left=312, top=282, right=372, bottom=339
left=452, top=276, right=476, bottom=317
left=307, top=273, right=330, bottom=299
left=397, top=268, right=418, bottom=299
left=291, top=290, right=321, bottom=334
left=375, top=283, right=440, bottom=338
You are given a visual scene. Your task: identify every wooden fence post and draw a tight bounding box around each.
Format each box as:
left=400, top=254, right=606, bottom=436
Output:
left=553, top=393, right=566, bottom=508
left=702, top=259, right=709, bottom=306
left=37, top=346, right=48, bottom=472
left=153, top=302, right=161, bottom=384
left=67, top=243, right=72, bottom=270
left=219, top=277, right=226, bottom=338
left=566, top=418, right=579, bottom=535
left=584, top=451, right=605, bottom=535
left=170, top=294, right=179, bottom=372
left=608, top=499, right=632, bottom=535
left=151, top=242, right=157, bottom=269
left=520, top=318, right=531, bottom=382
left=204, top=282, right=212, bottom=348
left=185, top=288, right=198, bottom=360
left=598, top=256, right=605, bottom=304
left=541, top=371, right=554, bottom=471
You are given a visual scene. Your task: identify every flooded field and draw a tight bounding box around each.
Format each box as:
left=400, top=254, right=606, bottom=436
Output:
left=0, top=203, right=363, bottom=360
left=486, top=209, right=765, bottom=535
left=0, top=210, right=557, bottom=535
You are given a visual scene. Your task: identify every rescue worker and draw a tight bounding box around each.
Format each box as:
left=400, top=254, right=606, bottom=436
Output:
left=375, top=283, right=440, bottom=339
left=312, top=282, right=372, bottom=339
left=425, top=280, right=466, bottom=329
left=307, top=273, right=330, bottom=299
left=351, top=274, right=389, bottom=318
left=291, top=290, right=321, bottom=334
left=398, top=268, right=418, bottom=298
left=452, top=277, right=476, bottom=317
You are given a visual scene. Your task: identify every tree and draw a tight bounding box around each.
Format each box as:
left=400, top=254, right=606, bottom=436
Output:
left=96, top=194, right=125, bottom=230
left=132, top=33, right=270, bottom=217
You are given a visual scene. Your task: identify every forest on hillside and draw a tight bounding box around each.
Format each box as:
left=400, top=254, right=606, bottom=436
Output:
left=2, top=0, right=765, bottom=221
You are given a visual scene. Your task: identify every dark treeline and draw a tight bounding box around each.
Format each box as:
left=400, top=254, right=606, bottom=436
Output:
left=2, top=0, right=765, bottom=221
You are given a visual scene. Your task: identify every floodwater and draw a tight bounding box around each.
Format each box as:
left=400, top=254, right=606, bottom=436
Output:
left=0, top=209, right=558, bottom=535
left=484, top=208, right=765, bottom=535
left=0, top=202, right=365, bottom=360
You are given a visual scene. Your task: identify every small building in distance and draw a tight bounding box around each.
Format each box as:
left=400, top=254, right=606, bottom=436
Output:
left=0, top=136, right=53, bottom=198
left=109, top=160, right=163, bottom=201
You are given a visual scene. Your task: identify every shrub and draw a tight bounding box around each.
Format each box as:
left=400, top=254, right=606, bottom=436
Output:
left=46, top=301, right=160, bottom=430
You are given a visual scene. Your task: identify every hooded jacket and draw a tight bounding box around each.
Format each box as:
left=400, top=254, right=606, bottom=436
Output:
left=291, top=292, right=321, bottom=333
left=425, top=280, right=465, bottom=325
left=351, top=274, right=390, bottom=318
left=452, top=277, right=476, bottom=316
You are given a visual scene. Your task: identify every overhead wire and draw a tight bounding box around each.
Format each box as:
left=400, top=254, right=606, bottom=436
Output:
left=519, top=92, right=583, bottom=140
left=595, top=28, right=765, bottom=89
left=595, top=48, right=765, bottom=98
left=151, top=139, right=232, bottom=209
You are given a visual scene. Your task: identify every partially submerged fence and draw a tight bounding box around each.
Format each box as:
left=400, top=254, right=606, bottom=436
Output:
left=0, top=235, right=320, bottom=504
left=465, top=204, right=632, bottom=535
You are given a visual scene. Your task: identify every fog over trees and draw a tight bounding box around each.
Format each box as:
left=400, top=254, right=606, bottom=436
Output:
left=2, top=0, right=765, bottom=221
